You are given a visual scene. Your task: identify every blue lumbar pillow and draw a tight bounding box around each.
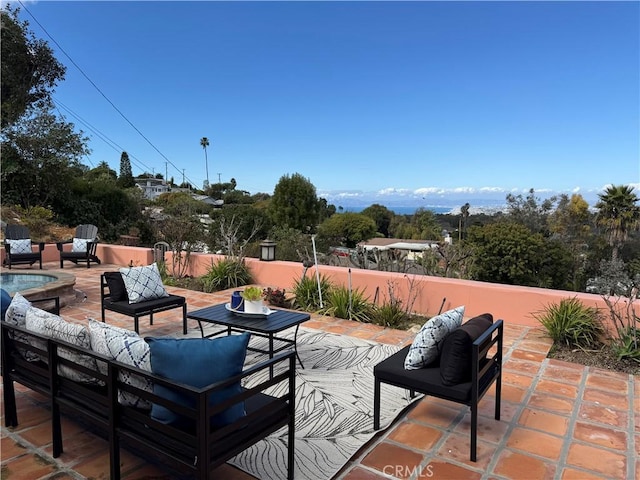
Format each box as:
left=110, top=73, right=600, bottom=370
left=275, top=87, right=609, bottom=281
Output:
left=147, top=333, right=250, bottom=427
left=1, top=289, right=13, bottom=321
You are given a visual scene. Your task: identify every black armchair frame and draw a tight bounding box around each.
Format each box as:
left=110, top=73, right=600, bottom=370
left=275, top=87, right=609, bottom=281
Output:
left=374, top=319, right=503, bottom=462
left=56, top=224, right=101, bottom=269
left=2, top=225, right=44, bottom=270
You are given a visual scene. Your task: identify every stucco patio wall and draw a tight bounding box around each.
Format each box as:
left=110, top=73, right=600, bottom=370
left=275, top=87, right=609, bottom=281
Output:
left=168, top=251, right=617, bottom=329
left=2, top=245, right=626, bottom=329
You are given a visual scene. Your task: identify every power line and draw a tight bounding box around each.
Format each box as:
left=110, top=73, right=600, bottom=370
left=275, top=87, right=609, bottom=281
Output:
left=17, top=0, right=199, bottom=188
left=54, top=98, right=154, bottom=174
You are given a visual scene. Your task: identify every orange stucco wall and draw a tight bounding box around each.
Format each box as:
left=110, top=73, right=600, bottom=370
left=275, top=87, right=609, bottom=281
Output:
left=2, top=244, right=629, bottom=330
left=165, top=250, right=621, bottom=329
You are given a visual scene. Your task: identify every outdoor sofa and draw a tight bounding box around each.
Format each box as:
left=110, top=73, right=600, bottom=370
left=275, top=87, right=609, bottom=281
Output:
left=1, top=295, right=296, bottom=480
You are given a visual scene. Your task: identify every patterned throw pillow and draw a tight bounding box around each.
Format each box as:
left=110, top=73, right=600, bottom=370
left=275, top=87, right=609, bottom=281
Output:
left=25, top=307, right=101, bottom=384
left=4, top=293, right=38, bottom=361
left=404, top=306, right=465, bottom=370
left=119, top=263, right=169, bottom=304
left=71, top=237, right=92, bottom=253
left=6, top=238, right=32, bottom=254
left=87, top=319, right=152, bottom=408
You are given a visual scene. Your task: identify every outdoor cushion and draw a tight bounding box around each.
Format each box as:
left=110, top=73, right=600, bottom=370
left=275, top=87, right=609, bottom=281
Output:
left=1, top=288, right=12, bottom=321
left=88, top=319, right=152, bottom=408
left=440, top=313, right=493, bottom=386
left=147, top=333, right=250, bottom=427
left=105, top=294, right=185, bottom=315
left=25, top=307, right=100, bottom=384
left=119, top=263, right=169, bottom=304
left=72, top=237, right=93, bottom=253
left=104, top=271, right=128, bottom=302
left=6, top=238, right=32, bottom=254
left=404, top=306, right=464, bottom=370
left=4, top=293, right=38, bottom=361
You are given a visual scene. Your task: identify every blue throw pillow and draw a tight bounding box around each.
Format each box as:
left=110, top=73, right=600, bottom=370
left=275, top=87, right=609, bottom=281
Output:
left=1, top=289, right=12, bottom=321
left=147, top=333, right=250, bottom=427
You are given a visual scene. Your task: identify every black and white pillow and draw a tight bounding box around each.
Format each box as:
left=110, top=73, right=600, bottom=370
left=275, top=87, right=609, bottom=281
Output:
left=4, top=293, right=38, bottom=361
left=25, top=307, right=101, bottom=384
left=404, top=306, right=465, bottom=370
left=88, top=319, right=152, bottom=408
left=6, top=239, right=32, bottom=254
left=72, top=237, right=92, bottom=253
left=119, top=263, right=169, bottom=304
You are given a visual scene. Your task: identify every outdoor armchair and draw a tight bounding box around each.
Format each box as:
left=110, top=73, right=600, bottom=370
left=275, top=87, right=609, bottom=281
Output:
left=2, top=225, right=44, bottom=269
left=56, top=224, right=101, bottom=268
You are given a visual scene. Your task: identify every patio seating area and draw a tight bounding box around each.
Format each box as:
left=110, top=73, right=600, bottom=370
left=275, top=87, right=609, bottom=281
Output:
left=1, top=263, right=638, bottom=480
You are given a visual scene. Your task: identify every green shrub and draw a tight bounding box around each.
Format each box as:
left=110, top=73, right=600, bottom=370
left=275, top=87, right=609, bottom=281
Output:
left=534, top=297, right=604, bottom=349
left=201, top=258, right=252, bottom=292
left=611, top=327, right=640, bottom=362
left=322, top=285, right=372, bottom=322
left=292, top=274, right=333, bottom=311
left=370, top=301, right=409, bottom=328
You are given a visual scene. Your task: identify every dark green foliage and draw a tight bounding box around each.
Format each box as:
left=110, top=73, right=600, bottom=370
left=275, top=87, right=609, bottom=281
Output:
left=316, top=212, right=377, bottom=248
left=361, top=204, right=394, bottom=237
left=370, top=300, right=409, bottom=329
left=534, top=297, right=604, bottom=349
left=611, top=327, right=640, bottom=362
left=1, top=5, right=66, bottom=128
left=292, top=274, right=334, bottom=311
left=201, top=258, right=252, bottom=292
left=467, top=221, right=547, bottom=287
left=595, top=184, right=640, bottom=261
left=269, top=173, right=320, bottom=232
left=267, top=226, right=312, bottom=262
left=118, top=152, right=135, bottom=188
left=321, top=286, right=372, bottom=322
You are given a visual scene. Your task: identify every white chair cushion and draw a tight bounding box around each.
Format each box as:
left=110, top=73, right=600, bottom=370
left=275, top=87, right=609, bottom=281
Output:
left=6, top=238, right=32, bottom=254
left=119, top=263, right=169, bottom=304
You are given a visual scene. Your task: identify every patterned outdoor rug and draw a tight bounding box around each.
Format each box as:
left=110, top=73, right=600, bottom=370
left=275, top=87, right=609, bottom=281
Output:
left=220, top=326, right=418, bottom=480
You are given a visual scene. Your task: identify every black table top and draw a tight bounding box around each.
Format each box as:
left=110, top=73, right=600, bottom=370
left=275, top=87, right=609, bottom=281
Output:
left=187, top=303, right=311, bottom=334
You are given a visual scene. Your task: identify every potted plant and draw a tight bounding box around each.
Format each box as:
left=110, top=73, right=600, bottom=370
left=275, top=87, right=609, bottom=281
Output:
left=241, top=286, right=264, bottom=314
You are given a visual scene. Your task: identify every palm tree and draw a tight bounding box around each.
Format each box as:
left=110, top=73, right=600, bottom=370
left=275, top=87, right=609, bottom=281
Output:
left=595, top=184, right=640, bottom=260
left=200, top=137, right=210, bottom=187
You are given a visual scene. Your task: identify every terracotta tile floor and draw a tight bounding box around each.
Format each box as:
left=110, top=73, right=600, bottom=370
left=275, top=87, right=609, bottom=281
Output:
left=1, top=263, right=638, bottom=480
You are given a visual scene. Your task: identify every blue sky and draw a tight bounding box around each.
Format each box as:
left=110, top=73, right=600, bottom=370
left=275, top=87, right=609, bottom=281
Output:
left=13, top=0, right=640, bottom=210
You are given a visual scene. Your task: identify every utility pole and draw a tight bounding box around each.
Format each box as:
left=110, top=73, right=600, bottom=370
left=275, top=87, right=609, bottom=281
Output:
left=217, top=173, right=222, bottom=200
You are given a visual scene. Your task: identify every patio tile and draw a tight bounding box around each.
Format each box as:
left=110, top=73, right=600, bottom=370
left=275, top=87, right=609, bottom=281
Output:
left=535, top=379, right=579, bottom=399
left=510, top=349, right=548, bottom=363
left=493, top=450, right=557, bottom=479
left=572, top=422, right=627, bottom=450
left=428, top=460, right=483, bottom=480
left=506, top=427, right=564, bottom=460
left=386, top=421, right=442, bottom=451
left=361, top=441, right=425, bottom=479
left=585, top=371, right=630, bottom=394
left=578, top=403, right=628, bottom=429
left=454, top=412, right=510, bottom=444
left=406, top=399, right=460, bottom=428
left=42, top=430, right=109, bottom=466
left=518, top=408, right=570, bottom=436
left=341, top=466, right=391, bottom=480
left=527, top=392, right=575, bottom=415
left=1, top=435, right=29, bottom=462
left=544, top=360, right=586, bottom=383
left=565, top=442, right=627, bottom=478
left=503, top=358, right=543, bottom=375
left=71, top=447, right=145, bottom=479
left=502, top=371, right=536, bottom=389
left=0, top=451, right=58, bottom=478
left=500, top=384, right=527, bottom=403
left=582, top=387, right=629, bottom=411
left=436, top=431, right=496, bottom=468
left=560, top=467, right=612, bottom=479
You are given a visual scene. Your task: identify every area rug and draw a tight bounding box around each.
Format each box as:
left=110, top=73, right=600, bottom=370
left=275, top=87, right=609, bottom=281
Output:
left=216, top=326, right=419, bottom=480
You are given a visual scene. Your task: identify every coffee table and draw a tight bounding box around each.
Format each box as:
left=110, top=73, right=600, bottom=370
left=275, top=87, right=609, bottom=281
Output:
left=187, top=303, right=310, bottom=371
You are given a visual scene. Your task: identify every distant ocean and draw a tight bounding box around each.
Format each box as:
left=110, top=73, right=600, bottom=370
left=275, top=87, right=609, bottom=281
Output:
left=343, top=206, right=453, bottom=215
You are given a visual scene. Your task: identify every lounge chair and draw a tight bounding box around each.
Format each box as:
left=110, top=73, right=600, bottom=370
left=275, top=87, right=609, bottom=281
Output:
left=2, top=225, right=44, bottom=269
left=56, top=224, right=101, bottom=269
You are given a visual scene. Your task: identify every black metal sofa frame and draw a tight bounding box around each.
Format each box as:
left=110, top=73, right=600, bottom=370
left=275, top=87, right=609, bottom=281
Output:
left=1, top=316, right=296, bottom=480
left=373, top=319, right=503, bottom=462
left=100, top=273, right=188, bottom=335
